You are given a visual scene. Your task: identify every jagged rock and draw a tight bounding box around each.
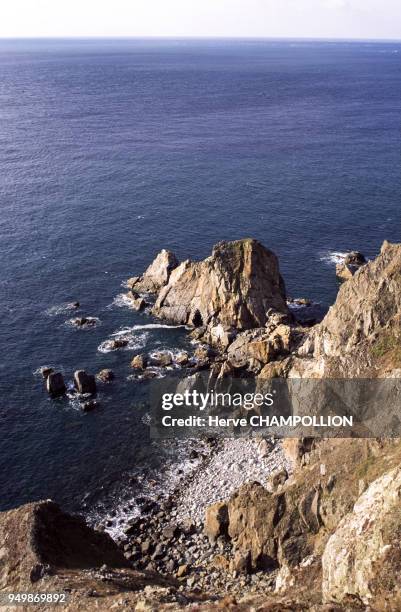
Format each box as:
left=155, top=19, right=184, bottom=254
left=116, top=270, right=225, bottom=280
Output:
left=74, top=370, right=96, bottom=395
left=344, top=251, right=366, bottom=266
left=298, top=241, right=401, bottom=376
left=322, top=465, right=401, bottom=606
left=96, top=369, right=114, bottom=382
left=335, top=263, right=355, bottom=281
left=131, top=354, right=148, bottom=370
left=269, top=468, right=289, bottom=491
left=227, top=323, right=299, bottom=369
left=152, top=239, right=288, bottom=331
left=129, top=294, right=146, bottom=311
left=231, top=551, right=251, bottom=575
left=175, top=351, right=189, bottom=366
left=46, top=372, right=66, bottom=397
left=129, top=250, right=178, bottom=293
left=204, top=502, right=229, bottom=543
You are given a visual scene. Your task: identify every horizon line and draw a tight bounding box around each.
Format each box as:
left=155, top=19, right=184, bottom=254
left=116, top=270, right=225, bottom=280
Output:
left=0, top=35, right=401, bottom=43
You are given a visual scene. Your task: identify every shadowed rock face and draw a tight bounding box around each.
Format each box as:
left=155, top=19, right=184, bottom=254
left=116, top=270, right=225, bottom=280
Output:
left=0, top=500, right=129, bottom=589
left=152, top=239, right=288, bottom=330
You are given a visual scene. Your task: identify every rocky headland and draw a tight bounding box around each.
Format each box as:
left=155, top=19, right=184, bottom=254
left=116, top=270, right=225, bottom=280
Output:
left=7, top=238, right=401, bottom=609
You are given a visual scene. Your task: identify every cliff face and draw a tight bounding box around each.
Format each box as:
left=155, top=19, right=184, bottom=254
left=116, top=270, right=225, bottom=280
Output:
left=131, top=239, right=288, bottom=330
left=293, top=240, right=401, bottom=377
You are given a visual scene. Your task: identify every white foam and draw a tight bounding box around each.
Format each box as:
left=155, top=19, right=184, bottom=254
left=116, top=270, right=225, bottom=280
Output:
left=44, top=302, right=80, bottom=317
left=320, top=251, right=349, bottom=265
left=98, top=330, right=149, bottom=354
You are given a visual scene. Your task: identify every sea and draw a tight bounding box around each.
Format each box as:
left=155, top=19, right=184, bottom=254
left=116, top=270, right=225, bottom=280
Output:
left=0, top=38, right=400, bottom=528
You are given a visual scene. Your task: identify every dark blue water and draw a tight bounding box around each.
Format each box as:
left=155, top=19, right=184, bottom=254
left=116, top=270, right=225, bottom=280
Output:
left=0, top=38, right=400, bottom=513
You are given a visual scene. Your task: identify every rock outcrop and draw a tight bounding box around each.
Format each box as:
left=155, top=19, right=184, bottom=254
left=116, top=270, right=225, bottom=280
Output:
left=74, top=370, right=97, bottom=395
left=294, top=240, right=401, bottom=377
left=46, top=372, right=66, bottom=397
left=130, top=240, right=288, bottom=335
left=128, top=249, right=178, bottom=293
left=322, top=465, right=401, bottom=607
left=0, top=500, right=129, bottom=590
left=336, top=251, right=367, bottom=281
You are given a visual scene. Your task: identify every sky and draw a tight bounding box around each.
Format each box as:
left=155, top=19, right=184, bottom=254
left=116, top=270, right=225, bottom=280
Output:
left=0, top=0, right=400, bottom=40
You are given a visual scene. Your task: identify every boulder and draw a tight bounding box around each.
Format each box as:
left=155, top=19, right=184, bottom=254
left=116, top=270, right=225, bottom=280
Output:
left=70, top=316, right=97, bottom=328
left=152, top=239, right=288, bottom=331
left=151, top=351, right=173, bottom=367
left=175, top=351, right=189, bottom=366
left=131, top=354, right=148, bottom=370
left=344, top=251, right=366, bottom=266
left=0, top=500, right=129, bottom=590
left=96, top=369, right=115, bottom=382
left=74, top=370, right=96, bottom=395
left=40, top=367, right=54, bottom=379
left=322, top=465, right=401, bottom=606
left=46, top=372, right=66, bottom=397
left=204, top=501, right=229, bottom=543
left=269, top=468, right=289, bottom=491
left=129, top=250, right=178, bottom=293
left=109, top=338, right=128, bottom=350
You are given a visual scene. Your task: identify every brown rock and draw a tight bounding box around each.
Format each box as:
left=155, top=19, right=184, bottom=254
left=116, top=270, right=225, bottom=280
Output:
left=46, top=372, right=66, bottom=397
left=96, top=369, right=114, bottom=382
left=131, top=354, right=148, bottom=370
left=176, top=564, right=189, bottom=578
left=129, top=250, right=178, bottom=293
left=152, top=239, right=288, bottom=330
left=204, top=501, right=229, bottom=543
left=151, top=351, right=173, bottom=367
left=74, top=370, right=96, bottom=395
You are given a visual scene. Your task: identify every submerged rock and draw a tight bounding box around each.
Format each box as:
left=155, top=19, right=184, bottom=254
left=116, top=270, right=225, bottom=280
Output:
left=80, top=399, right=99, bottom=412
left=74, top=370, right=97, bottom=395
left=69, top=316, right=98, bottom=328
left=96, top=369, right=115, bottom=382
left=46, top=372, right=66, bottom=397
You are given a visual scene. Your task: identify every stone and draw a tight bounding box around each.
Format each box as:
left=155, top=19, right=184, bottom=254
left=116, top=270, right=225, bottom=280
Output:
left=96, top=369, right=114, bottom=382
left=231, top=550, right=251, bottom=575
left=151, top=351, right=173, bottom=367
left=129, top=250, right=178, bottom=293
left=131, top=354, right=148, bottom=370
left=175, top=351, right=189, bottom=366
left=269, top=468, right=289, bottom=490
left=41, top=367, right=54, bottom=379
left=129, top=295, right=146, bottom=311
left=335, top=263, right=355, bottom=281
left=322, top=465, right=401, bottom=606
left=152, top=239, right=288, bottom=330
left=74, top=370, right=97, bottom=395
left=176, top=564, right=189, bottom=578
left=80, top=400, right=99, bottom=412
left=70, top=316, right=97, bottom=328
left=204, top=501, right=229, bottom=543
left=110, top=339, right=128, bottom=350
left=344, top=251, right=366, bottom=266
left=46, top=372, right=66, bottom=397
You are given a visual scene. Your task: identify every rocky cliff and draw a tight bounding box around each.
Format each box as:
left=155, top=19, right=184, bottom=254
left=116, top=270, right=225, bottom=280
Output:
left=130, top=239, right=288, bottom=331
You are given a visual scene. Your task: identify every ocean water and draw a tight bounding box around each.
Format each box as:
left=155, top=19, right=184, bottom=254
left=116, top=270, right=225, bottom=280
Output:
left=0, top=39, right=400, bottom=517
